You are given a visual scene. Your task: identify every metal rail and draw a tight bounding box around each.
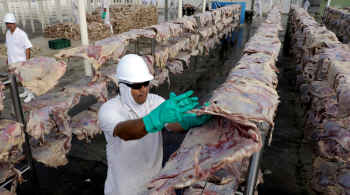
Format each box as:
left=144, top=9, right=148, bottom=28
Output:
left=0, top=74, right=41, bottom=195
left=151, top=37, right=156, bottom=94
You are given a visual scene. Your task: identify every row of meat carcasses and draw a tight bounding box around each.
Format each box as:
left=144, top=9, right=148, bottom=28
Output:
left=145, top=4, right=283, bottom=195
left=321, top=6, right=350, bottom=44
left=0, top=4, right=242, bottom=194
left=289, top=4, right=350, bottom=195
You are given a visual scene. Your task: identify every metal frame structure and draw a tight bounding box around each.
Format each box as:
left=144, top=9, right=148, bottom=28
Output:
left=0, top=74, right=40, bottom=195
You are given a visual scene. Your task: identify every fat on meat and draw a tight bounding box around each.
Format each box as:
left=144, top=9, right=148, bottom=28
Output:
left=169, top=37, right=191, bottom=51
left=194, top=12, right=214, bottom=27
left=183, top=180, right=238, bottom=195
left=197, top=27, right=213, bottom=42
left=94, top=36, right=129, bottom=60
left=327, top=60, right=350, bottom=90
left=0, top=82, right=4, bottom=111
left=191, top=77, right=279, bottom=144
left=8, top=57, right=67, bottom=96
left=70, top=110, right=100, bottom=147
left=0, top=120, right=24, bottom=161
left=139, top=47, right=169, bottom=69
left=161, top=22, right=182, bottom=38
left=166, top=60, right=183, bottom=74
left=150, top=68, right=170, bottom=88
left=63, top=76, right=109, bottom=103
left=242, top=36, right=281, bottom=60
left=25, top=91, right=81, bottom=139
left=141, top=55, right=155, bottom=75
left=30, top=132, right=72, bottom=168
left=119, top=29, right=157, bottom=40
left=238, top=53, right=279, bottom=73
left=162, top=42, right=180, bottom=60
left=144, top=24, right=171, bottom=42
left=145, top=116, right=261, bottom=194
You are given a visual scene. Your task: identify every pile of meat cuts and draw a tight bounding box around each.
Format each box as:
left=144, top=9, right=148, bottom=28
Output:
left=321, top=6, right=350, bottom=44
left=289, top=5, right=350, bottom=194
left=146, top=4, right=282, bottom=194
left=92, top=4, right=158, bottom=34
left=0, top=45, right=42, bottom=59
left=43, top=22, right=110, bottom=41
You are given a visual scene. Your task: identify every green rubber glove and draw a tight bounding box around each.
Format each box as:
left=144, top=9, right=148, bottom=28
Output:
left=102, top=12, right=106, bottom=19
left=143, top=91, right=199, bottom=133
left=170, top=92, right=212, bottom=130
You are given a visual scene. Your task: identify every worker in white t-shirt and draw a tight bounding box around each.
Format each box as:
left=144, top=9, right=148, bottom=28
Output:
left=151, top=0, right=157, bottom=6
left=100, top=0, right=113, bottom=33
left=4, top=13, right=34, bottom=102
left=303, top=0, right=310, bottom=12
left=72, top=0, right=79, bottom=24
left=99, top=54, right=211, bottom=195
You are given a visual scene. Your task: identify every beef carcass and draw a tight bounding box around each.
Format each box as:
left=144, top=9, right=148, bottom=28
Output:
left=180, top=33, right=199, bottom=51
left=194, top=12, right=214, bottom=27
left=237, top=53, right=279, bottom=73
left=299, top=81, right=335, bottom=106
left=171, top=17, right=198, bottom=32
left=191, top=77, right=279, bottom=144
left=54, top=44, right=114, bottom=83
left=172, top=51, right=197, bottom=68
left=139, top=47, right=169, bottom=69
left=202, top=38, right=217, bottom=57
left=141, top=55, right=155, bottom=75
left=70, top=110, right=100, bottom=147
left=30, top=132, right=72, bottom=168
left=162, top=42, right=180, bottom=60
left=63, top=76, right=109, bottom=103
left=0, top=82, right=4, bottom=111
left=145, top=116, right=261, bottom=193
left=166, top=60, right=183, bottom=74
left=144, top=25, right=171, bottom=42
left=0, top=160, right=23, bottom=193
left=169, top=37, right=191, bottom=51
left=25, top=91, right=81, bottom=139
left=119, top=29, right=157, bottom=40
left=101, top=63, right=119, bottom=86
left=327, top=60, right=350, bottom=90
left=183, top=180, right=238, bottom=195
left=196, top=27, right=214, bottom=42
left=161, top=22, right=182, bottom=38
left=94, top=36, right=129, bottom=60
left=0, top=120, right=24, bottom=161
left=212, top=10, right=222, bottom=24
left=8, top=57, right=67, bottom=96
left=150, top=68, right=170, bottom=88
left=337, top=85, right=350, bottom=117
left=242, top=36, right=281, bottom=60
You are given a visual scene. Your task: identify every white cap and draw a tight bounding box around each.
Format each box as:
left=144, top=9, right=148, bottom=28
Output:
left=116, top=54, right=154, bottom=83
left=3, top=13, right=16, bottom=23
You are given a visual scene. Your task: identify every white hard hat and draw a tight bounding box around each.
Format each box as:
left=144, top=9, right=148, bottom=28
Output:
left=3, top=13, right=16, bottom=23
left=116, top=54, right=154, bottom=83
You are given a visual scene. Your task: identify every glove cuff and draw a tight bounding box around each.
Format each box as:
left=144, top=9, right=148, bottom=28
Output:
left=178, top=120, right=190, bottom=131
left=143, top=115, right=157, bottom=133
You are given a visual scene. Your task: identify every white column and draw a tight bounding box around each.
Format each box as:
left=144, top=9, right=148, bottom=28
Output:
left=38, top=0, right=46, bottom=30
left=270, top=0, right=273, bottom=10
left=58, top=0, right=63, bottom=22
left=88, top=0, right=92, bottom=14
left=327, top=0, right=331, bottom=6
left=77, top=0, right=92, bottom=76
left=27, top=0, right=35, bottom=33
left=93, top=0, right=97, bottom=10
left=178, top=0, right=182, bottom=18
left=202, top=0, right=206, bottom=13
left=3, top=0, right=9, bottom=14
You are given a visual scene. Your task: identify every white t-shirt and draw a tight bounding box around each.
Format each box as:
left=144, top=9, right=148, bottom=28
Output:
left=6, top=27, right=32, bottom=64
left=99, top=93, right=165, bottom=195
left=151, top=0, right=157, bottom=6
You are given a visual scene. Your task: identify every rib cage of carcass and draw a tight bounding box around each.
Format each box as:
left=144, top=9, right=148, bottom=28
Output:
left=321, top=6, right=350, bottom=44
left=146, top=4, right=282, bottom=194
left=288, top=5, right=350, bottom=194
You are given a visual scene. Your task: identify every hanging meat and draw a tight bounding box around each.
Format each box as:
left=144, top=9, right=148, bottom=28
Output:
left=8, top=57, right=67, bottom=96
left=0, top=120, right=24, bottom=161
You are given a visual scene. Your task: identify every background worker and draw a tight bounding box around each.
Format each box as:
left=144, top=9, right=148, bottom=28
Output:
left=4, top=13, right=35, bottom=102
left=99, top=54, right=211, bottom=195
left=72, top=0, right=79, bottom=24
left=151, top=0, right=157, bottom=6
left=303, top=0, right=310, bottom=12
left=100, top=0, right=113, bottom=34
left=252, top=0, right=262, bottom=18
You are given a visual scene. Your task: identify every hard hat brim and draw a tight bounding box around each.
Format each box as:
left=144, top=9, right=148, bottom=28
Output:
left=117, top=73, right=154, bottom=83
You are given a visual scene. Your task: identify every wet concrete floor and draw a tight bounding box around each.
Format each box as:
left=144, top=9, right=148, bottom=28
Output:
left=1, top=9, right=313, bottom=195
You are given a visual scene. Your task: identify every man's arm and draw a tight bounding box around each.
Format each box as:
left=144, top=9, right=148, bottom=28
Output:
left=167, top=122, right=186, bottom=134
left=113, top=118, right=148, bottom=141
left=26, top=48, right=30, bottom=60
left=104, top=8, right=107, bottom=12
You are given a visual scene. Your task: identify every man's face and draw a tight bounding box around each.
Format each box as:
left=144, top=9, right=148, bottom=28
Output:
left=6, top=23, right=17, bottom=31
left=131, top=83, right=149, bottom=105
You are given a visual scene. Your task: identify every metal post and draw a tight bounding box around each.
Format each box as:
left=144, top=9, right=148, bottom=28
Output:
left=151, top=38, right=156, bottom=94
left=3, top=0, right=9, bottom=14
left=78, top=0, right=92, bottom=76
left=202, top=0, right=207, bottom=13
left=93, top=0, right=97, bottom=10
left=327, top=0, right=331, bottom=6
left=243, top=129, right=266, bottom=195
left=58, top=0, right=63, bottom=23
left=38, top=0, right=46, bottom=30
left=135, top=38, right=138, bottom=54
left=27, top=0, right=35, bottom=33
left=8, top=74, right=41, bottom=195
left=88, top=0, right=92, bottom=15
left=178, top=0, right=182, bottom=18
